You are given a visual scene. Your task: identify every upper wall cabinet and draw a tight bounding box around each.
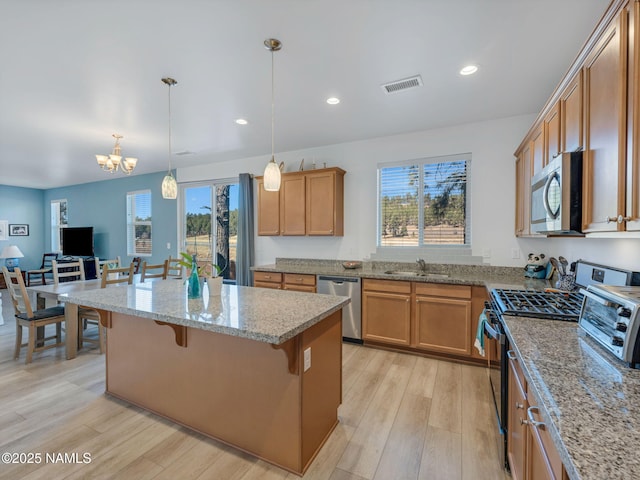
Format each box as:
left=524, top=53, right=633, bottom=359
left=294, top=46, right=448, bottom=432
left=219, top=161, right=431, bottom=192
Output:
left=256, top=167, right=345, bottom=236
left=583, top=3, right=630, bottom=233
left=514, top=0, right=640, bottom=237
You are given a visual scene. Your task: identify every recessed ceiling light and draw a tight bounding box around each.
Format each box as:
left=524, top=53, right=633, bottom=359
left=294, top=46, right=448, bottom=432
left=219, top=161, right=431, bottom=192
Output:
left=326, top=97, right=340, bottom=105
left=235, top=118, right=248, bottom=125
left=460, top=65, right=478, bottom=76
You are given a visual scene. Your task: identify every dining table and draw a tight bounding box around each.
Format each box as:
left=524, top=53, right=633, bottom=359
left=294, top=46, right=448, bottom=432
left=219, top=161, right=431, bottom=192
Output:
left=26, top=274, right=148, bottom=359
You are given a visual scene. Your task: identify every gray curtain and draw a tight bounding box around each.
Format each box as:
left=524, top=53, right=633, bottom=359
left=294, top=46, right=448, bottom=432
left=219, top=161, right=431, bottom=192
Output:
left=236, top=173, right=255, bottom=286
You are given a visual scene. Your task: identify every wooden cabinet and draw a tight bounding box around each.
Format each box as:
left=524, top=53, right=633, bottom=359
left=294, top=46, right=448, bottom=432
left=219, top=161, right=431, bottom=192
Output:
left=256, top=179, right=280, bottom=236
left=253, top=271, right=283, bottom=289
left=507, top=351, right=528, bottom=480
left=253, top=271, right=317, bottom=292
left=583, top=6, right=629, bottom=233
left=362, top=278, right=485, bottom=361
left=306, top=170, right=344, bottom=235
left=256, top=167, right=345, bottom=237
left=526, top=399, right=565, bottom=479
left=362, top=279, right=412, bottom=346
left=283, top=273, right=316, bottom=293
left=531, top=125, right=545, bottom=175
left=544, top=103, right=561, bottom=164
left=515, top=143, right=533, bottom=237
left=412, top=283, right=471, bottom=355
left=560, top=70, right=583, bottom=153
left=281, top=175, right=306, bottom=235
left=508, top=350, right=567, bottom=480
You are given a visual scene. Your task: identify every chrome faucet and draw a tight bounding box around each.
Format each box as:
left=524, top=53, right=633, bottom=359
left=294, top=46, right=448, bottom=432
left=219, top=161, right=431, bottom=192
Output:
left=416, top=258, right=427, bottom=273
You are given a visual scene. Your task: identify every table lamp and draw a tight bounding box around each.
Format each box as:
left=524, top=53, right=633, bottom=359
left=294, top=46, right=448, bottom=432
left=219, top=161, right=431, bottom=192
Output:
left=0, top=245, right=24, bottom=271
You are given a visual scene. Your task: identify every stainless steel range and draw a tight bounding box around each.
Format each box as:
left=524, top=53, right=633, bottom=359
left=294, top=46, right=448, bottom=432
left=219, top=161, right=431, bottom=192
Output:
left=491, top=289, right=583, bottom=321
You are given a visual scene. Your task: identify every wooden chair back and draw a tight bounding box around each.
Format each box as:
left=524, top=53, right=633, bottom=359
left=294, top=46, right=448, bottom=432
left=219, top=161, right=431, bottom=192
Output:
left=26, top=253, right=58, bottom=286
left=140, top=260, right=169, bottom=282
left=51, top=259, right=86, bottom=285
left=167, top=256, right=183, bottom=278
left=101, top=263, right=135, bottom=288
left=95, top=256, right=122, bottom=279
left=2, top=267, right=34, bottom=317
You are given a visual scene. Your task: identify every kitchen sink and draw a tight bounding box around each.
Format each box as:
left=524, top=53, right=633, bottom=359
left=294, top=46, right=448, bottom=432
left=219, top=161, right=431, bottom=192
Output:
left=384, top=271, right=449, bottom=279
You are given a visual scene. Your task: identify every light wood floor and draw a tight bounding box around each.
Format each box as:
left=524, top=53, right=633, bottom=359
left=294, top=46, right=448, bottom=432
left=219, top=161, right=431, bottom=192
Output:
left=0, top=291, right=508, bottom=480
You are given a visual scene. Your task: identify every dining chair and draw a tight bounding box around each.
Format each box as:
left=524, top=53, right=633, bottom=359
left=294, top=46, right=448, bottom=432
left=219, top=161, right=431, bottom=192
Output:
left=140, top=260, right=169, bottom=282
left=94, top=256, right=122, bottom=279
left=51, top=259, right=86, bottom=285
left=167, top=256, right=183, bottom=278
left=26, top=253, right=58, bottom=286
left=78, top=262, right=135, bottom=353
left=2, top=267, right=65, bottom=364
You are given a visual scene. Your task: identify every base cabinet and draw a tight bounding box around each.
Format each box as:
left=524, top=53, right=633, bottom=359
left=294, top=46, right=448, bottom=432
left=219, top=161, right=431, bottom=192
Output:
left=362, top=279, right=411, bottom=346
left=253, top=271, right=316, bottom=293
left=362, top=278, right=482, bottom=361
left=508, top=350, right=567, bottom=480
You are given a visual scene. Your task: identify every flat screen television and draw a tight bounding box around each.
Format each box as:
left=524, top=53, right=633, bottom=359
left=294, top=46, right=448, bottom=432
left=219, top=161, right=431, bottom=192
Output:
left=62, top=227, right=94, bottom=257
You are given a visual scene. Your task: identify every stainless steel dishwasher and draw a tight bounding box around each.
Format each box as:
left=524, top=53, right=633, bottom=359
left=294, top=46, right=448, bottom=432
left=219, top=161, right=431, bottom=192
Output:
left=317, top=275, right=362, bottom=343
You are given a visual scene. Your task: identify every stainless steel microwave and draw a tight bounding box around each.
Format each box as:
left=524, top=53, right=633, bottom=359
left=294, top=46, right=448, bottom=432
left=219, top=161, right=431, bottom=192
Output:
left=530, top=151, right=583, bottom=234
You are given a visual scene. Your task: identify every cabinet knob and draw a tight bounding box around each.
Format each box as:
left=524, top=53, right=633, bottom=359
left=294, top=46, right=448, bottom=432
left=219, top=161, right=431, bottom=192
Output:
left=520, top=418, right=529, bottom=426
left=516, top=402, right=524, bottom=409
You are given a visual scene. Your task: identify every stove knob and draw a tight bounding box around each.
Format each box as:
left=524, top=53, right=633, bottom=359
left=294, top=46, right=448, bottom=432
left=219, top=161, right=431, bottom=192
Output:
left=616, top=322, right=628, bottom=332
left=617, top=307, right=632, bottom=318
left=612, top=336, right=624, bottom=347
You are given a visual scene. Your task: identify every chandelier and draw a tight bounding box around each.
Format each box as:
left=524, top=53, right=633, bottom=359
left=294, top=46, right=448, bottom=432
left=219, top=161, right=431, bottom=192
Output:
left=263, top=38, right=282, bottom=192
left=96, top=134, right=137, bottom=174
left=161, top=77, right=178, bottom=199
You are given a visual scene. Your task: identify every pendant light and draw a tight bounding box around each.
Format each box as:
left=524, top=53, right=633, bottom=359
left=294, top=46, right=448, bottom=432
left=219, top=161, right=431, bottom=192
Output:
left=161, top=77, right=178, bottom=199
left=263, top=38, right=282, bottom=192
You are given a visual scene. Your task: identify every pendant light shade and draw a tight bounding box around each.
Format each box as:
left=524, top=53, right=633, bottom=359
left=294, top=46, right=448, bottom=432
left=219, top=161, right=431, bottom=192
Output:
left=162, top=77, right=178, bottom=200
left=162, top=173, right=178, bottom=199
left=263, top=156, right=281, bottom=191
left=263, top=38, right=282, bottom=192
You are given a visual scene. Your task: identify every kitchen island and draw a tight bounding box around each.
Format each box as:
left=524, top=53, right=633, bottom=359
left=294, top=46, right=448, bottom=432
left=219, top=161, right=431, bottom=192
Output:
left=63, top=280, right=350, bottom=475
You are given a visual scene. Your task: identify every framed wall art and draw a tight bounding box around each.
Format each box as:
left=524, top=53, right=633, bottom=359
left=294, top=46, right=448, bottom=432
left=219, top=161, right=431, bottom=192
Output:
left=0, top=220, right=7, bottom=240
left=9, top=224, right=29, bottom=236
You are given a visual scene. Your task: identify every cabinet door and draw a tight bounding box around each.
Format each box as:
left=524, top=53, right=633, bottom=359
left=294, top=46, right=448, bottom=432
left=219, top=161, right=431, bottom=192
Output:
left=281, top=175, right=306, bottom=235
left=306, top=171, right=344, bottom=235
left=560, top=70, right=583, bottom=153
left=531, top=125, right=545, bottom=175
left=544, top=103, right=561, bottom=162
left=515, top=145, right=532, bottom=237
left=362, top=291, right=411, bottom=346
left=583, top=9, right=628, bottom=233
left=257, top=179, right=281, bottom=236
left=526, top=407, right=563, bottom=480
left=413, top=295, right=471, bottom=355
left=507, top=355, right=527, bottom=480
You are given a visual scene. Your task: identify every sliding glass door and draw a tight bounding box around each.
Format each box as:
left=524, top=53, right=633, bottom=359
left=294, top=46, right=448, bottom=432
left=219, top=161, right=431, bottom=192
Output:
left=179, top=180, right=238, bottom=282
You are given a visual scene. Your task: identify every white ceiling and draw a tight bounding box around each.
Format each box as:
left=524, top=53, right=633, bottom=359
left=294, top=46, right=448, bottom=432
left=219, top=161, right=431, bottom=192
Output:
left=0, top=0, right=610, bottom=189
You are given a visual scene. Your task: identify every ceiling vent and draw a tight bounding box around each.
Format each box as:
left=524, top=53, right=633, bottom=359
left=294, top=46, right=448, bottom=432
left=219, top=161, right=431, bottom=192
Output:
left=381, top=75, right=423, bottom=94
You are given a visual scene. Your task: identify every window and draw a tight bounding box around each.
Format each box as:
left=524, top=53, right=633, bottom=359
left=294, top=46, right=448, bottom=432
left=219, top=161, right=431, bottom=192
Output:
left=126, top=190, right=152, bottom=256
left=378, top=154, right=470, bottom=246
left=50, top=199, right=68, bottom=252
left=179, top=180, right=239, bottom=282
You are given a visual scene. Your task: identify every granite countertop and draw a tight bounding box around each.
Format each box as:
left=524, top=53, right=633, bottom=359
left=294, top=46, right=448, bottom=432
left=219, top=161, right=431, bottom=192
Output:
left=253, top=258, right=553, bottom=291
left=503, top=316, right=640, bottom=480
left=63, top=280, right=350, bottom=345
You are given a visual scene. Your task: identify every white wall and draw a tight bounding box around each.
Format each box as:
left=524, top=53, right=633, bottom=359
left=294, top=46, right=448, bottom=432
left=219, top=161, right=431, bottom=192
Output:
left=178, top=113, right=640, bottom=271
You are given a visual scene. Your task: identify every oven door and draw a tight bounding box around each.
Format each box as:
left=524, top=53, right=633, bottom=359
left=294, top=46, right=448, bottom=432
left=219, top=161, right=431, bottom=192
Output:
left=483, top=302, right=509, bottom=470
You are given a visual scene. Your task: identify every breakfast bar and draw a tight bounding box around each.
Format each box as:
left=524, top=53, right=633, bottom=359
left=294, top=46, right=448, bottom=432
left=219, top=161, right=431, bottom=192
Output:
left=63, top=280, right=350, bottom=475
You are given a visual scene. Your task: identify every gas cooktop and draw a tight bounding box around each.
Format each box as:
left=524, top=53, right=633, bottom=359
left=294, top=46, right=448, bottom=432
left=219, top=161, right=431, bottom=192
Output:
left=491, top=289, right=583, bottom=321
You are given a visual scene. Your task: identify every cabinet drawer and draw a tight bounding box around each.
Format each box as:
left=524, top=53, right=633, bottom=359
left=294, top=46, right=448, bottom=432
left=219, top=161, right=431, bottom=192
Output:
left=283, top=273, right=316, bottom=286
left=363, top=278, right=411, bottom=294
left=415, top=283, right=471, bottom=299
left=283, top=284, right=316, bottom=293
left=254, top=281, right=282, bottom=289
left=253, top=271, right=283, bottom=284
